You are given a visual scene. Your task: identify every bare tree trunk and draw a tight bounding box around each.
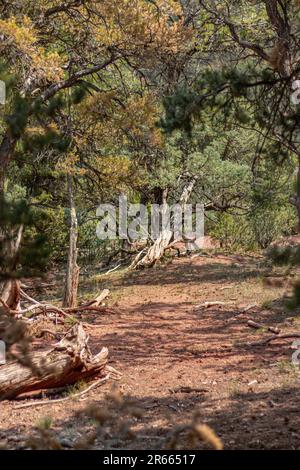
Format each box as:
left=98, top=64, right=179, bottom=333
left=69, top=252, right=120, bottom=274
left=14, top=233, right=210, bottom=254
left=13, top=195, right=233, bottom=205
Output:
left=131, top=188, right=171, bottom=268
left=0, top=224, right=23, bottom=311
left=63, top=175, right=80, bottom=308
left=0, top=133, right=20, bottom=309
left=179, top=176, right=198, bottom=206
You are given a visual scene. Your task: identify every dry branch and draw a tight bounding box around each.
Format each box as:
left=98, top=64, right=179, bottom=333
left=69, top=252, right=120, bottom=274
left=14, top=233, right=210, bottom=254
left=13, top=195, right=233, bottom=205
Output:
left=247, top=320, right=280, bottom=335
left=3, top=289, right=114, bottom=327
left=13, top=374, right=111, bottom=409
left=0, top=323, right=108, bottom=400
left=241, top=303, right=257, bottom=313
left=196, top=301, right=233, bottom=309
left=65, top=289, right=110, bottom=313
left=247, top=333, right=300, bottom=347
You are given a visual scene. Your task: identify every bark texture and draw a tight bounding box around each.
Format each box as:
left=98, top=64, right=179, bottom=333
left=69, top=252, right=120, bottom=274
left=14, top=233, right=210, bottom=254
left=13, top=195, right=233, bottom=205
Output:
left=0, top=323, right=108, bottom=400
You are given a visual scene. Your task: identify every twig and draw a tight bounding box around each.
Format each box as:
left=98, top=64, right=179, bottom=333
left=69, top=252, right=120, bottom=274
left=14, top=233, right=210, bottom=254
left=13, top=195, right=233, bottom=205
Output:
left=247, top=320, right=280, bottom=335
left=247, top=333, right=300, bottom=347
left=104, top=264, right=122, bottom=275
left=195, top=301, right=233, bottom=309
left=65, top=289, right=110, bottom=312
left=38, top=330, right=62, bottom=340
left=0, top=298, right=39, bottom=317
left=13, top=374, right=111, bottom=410
left=128, top=247, right=148, bottom=270
left=19, top=289, right=86, bottom=324
left=17, top=288, right=117, bottom=328
left=106, top=365, right=122, bottom=378
left=242, top=303, right=257, bottom=313
left=169, top=386, right=208, bottom=394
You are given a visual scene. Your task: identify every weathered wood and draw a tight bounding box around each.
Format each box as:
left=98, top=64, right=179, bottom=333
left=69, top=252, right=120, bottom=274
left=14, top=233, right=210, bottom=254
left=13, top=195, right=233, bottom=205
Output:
left=0, top=324, right=108, bottom=400
left=0, top=280, right=21, bottom=312
left=132, top=189, right=171, bottom=268
left=247, top=320, right=280, bottom=334
left=134, top=178, right=198, bottom=268
left=246, top=333, right=300, bottom=347
left=65, top=289, right=110, bottom=313
left=63, top=175, right=80, bottom=308
left=196, top=301, right=233, bottom=309
left=0, top=224, right=24, bottom=312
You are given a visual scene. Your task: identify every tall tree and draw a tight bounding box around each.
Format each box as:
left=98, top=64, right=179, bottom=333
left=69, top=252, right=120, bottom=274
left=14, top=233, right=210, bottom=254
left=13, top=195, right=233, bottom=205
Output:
left=163, top=0, right=300, bottom=228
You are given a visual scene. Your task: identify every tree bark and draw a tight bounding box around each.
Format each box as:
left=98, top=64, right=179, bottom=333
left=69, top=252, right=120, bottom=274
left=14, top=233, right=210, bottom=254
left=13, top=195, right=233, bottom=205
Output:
left=0, top=224, right=24, bottom=311
left=0, top=323, right=108, bottom=400
left=132, top=188, right=172, bottom=268
left=63, top=175, right=80, bottom=308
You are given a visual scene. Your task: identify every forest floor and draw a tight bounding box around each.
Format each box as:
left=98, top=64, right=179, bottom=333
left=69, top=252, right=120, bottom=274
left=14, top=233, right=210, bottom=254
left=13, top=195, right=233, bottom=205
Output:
left=1, top=252, right=300, bottom=450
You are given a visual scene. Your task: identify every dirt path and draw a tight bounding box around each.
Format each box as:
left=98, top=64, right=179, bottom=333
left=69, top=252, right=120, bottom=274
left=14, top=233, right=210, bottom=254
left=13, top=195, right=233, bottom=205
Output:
left=1, top=253, right=300, bottom=449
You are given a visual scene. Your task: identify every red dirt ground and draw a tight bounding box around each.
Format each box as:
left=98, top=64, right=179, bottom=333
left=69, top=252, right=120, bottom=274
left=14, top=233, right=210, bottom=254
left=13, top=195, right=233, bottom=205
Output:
left=1, top=253, right=300, bottom=450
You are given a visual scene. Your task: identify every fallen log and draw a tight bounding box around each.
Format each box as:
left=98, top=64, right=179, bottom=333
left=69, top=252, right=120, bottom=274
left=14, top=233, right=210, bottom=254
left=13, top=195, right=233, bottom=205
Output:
left=0, top=323, right=108, bottom=400
left=247, top=320, right=280, bottom=335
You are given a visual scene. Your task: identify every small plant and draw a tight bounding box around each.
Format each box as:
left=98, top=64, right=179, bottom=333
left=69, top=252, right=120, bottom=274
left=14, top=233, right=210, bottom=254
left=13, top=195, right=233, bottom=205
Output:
left=228, top=379, right=242, bottom=398
left=276, top=360, right=299, bottom=376
left=63, top=380, right=87, bottom=397
left=63, top=315, right=78, bottom=327
left=286, top=281, right=300, bottom=310
left=261, top=299, right=274, bottom=309
left=36, top=416, right=53, bottom=430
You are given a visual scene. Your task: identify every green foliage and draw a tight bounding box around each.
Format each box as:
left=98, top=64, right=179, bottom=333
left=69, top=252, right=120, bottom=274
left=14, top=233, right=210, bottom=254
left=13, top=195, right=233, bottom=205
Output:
left=5, top=95, right=30, bottom=137
left=285, top=281, right=300, bottom=311
left=36, top=417, right=53, bottom=430
left=267, top=246, right=300, bottom=267
left=252, top=206, right=296, bottom=249
left=0, top=196, right=50, bottom=281
left=160, top=88, right=198, bottom=134
left=209, top=213, right=253, bottom=250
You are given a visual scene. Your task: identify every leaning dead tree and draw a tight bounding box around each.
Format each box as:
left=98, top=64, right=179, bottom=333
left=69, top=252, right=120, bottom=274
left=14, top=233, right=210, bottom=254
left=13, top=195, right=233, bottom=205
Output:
left=0, top=323, right=108, bottom=400
left=132, top=177, right=198, bottom=269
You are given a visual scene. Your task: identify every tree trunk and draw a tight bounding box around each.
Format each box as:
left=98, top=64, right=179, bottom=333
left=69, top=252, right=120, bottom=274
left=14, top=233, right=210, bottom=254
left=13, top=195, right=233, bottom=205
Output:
left=179, top=176, right=198, bottom=206
left=0, top=224, right=24, bottom=311
left=0, top=324, right=108, bottom=400
left=132, top=188, right=172, bottom=268
left=63, top=175, right=80, bottom=308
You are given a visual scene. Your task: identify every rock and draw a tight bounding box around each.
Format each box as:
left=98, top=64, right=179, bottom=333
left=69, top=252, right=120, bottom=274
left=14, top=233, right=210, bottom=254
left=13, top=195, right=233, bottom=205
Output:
left=60, top=438, right=73, bottom=448
left=248, top=380, right=258, bottom=386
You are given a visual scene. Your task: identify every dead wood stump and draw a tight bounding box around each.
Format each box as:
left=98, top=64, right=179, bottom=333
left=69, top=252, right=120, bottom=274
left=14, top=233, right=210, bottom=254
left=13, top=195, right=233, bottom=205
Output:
left=0, top=323, right=108, bottom=400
